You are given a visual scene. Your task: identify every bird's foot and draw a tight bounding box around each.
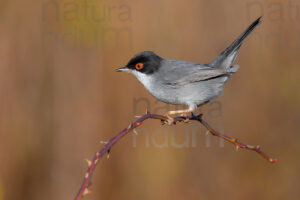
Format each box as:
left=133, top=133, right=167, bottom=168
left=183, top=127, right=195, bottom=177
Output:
left=183, top=117, right=191, bottom=123
left=163, top=110, right=192, bottom=124
left=161, top=114, right=175, bottom=125
left=179, top=112, right=192, bottom=123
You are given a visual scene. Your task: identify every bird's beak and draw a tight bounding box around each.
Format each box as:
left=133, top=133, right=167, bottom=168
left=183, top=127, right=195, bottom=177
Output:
left=116, top=67, right=128, bottom=72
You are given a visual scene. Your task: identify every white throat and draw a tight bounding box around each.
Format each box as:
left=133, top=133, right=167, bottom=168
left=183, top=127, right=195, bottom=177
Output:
left=130, top=70, right=153, bottom=91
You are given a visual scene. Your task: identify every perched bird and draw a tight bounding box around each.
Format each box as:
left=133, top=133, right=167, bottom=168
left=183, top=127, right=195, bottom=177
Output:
left=116, top=17, right=261, bottom=118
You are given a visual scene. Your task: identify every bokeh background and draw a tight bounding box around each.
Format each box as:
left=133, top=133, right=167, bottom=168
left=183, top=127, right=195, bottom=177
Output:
left=0, top=0, right=299, bottom=199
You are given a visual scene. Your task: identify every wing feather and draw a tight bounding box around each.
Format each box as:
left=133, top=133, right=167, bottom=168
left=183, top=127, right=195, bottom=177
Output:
left=158, top=60, right=228, bottom=86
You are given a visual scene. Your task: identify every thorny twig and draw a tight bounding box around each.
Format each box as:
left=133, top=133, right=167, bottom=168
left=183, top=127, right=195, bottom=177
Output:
left=74, top=111, right=278, bottom=200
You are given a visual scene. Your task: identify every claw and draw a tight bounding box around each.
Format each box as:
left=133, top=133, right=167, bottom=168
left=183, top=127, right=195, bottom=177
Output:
left=176, top=112, right=191, bottom=123
left=165, top=115, right=175, bottom=125
left=183, top=118, right=191, bottom=123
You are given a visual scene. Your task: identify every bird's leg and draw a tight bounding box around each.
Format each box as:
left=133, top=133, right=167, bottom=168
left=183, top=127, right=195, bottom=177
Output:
left=166, top=104, right=197, bottom=123
left=168, top=104, right=196, bottom=117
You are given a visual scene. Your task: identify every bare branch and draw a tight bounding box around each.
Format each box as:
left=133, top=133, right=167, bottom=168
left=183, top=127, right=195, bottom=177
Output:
left=74, top=112, right=278, bottom=200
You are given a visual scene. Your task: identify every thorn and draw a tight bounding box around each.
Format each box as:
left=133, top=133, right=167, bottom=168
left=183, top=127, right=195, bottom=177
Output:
left=85, top=159, right=92, bottom=167
left=83, top=188, right=91, bottom=196
left=255, top=145, right=261, bottom=150
left=133, top=128, right=138, bottom=135
left=100, top=141, right=108, bottom=144
left=145, top=108, right=150, bottom=114
left=127, top=123, right=132, bottom=130
left=235, top=145, right=239, bottom=151
left=135, top=115, right=141, bottom=118
left=107, top=149, right=111, bottom=159
left=205, top=131, right=210, bottom=136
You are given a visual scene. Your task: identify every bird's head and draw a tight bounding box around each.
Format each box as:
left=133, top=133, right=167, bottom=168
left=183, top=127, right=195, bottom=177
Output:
left=116, top=51, right=162, bottom=75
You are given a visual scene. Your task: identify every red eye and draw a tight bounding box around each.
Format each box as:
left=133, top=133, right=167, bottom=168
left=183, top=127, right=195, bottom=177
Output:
left=135, top=63, right=143, bottom=70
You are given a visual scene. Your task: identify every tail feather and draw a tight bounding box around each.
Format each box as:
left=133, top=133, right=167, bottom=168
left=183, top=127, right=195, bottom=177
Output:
left=210, top=17, right=261, bottom=69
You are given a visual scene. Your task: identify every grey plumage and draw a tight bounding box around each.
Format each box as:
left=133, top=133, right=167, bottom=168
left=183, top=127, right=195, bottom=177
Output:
left=117, top=17, right=261, bottom=113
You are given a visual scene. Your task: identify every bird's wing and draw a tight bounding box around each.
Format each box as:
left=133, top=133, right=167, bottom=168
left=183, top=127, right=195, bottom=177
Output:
left=158, top=60, right=228, bottom=86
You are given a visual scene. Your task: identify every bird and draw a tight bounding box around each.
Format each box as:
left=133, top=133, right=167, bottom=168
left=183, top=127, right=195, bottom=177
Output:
left=116, top=17, right=261, bottom=120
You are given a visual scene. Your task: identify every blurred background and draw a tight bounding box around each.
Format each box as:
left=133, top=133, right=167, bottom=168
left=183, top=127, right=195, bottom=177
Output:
left=0, top=0, right=299, bottom=199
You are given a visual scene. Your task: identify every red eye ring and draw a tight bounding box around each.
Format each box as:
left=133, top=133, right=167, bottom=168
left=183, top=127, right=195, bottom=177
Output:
left=135, top=63, right=143, bottom=70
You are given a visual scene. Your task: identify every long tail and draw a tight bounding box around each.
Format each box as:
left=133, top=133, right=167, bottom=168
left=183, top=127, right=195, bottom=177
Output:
left=210, top=17, right=261, bottom=70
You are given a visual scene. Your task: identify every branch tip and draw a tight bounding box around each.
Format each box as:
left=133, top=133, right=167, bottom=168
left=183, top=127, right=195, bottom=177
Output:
left=270, top=158, right=279, bottom=163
